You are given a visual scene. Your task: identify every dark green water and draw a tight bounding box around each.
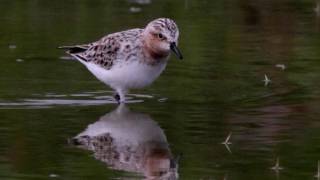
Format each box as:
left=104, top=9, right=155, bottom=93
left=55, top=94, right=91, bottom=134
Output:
left=1, top=0, right=320, bottom=179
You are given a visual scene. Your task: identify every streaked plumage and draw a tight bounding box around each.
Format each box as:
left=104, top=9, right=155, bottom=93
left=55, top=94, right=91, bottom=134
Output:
left=59, top=18, right=182, bottom=103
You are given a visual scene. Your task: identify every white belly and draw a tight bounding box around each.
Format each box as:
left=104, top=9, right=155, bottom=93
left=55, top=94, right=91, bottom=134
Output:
left=85, top=60, right=167, bottom=90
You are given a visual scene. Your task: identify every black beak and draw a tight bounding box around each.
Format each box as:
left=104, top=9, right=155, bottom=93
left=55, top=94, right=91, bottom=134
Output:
left=170, top=42, right=183, bottom=60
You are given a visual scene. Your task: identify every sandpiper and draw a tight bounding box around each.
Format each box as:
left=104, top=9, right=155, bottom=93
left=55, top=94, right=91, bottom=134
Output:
left=59, top=18, right=183, bottom=103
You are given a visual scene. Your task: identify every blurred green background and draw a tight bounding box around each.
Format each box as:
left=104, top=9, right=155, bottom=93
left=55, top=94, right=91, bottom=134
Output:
left=1, top=0, right=320, bottom=179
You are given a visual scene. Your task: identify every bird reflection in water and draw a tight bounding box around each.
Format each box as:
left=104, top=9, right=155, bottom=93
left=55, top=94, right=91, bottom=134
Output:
left=70, top=104, right=178, bottom=179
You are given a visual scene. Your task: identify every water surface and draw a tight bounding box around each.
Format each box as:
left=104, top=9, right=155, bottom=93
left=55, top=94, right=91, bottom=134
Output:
left=1, top=0, right=320, bottom=179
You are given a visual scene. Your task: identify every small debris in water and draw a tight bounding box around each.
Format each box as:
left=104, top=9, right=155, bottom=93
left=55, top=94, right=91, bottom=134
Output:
left=8, top=44, right=17, bottom=49
left=16, top=59, right=24, bottom=62
left=224, top=144, right=232, bottom=154
left=275, top=64, right=286, bottom=70
left=129, top=7, right=142, bottom=13
left=158, top=97, right=168, bottom=102
left=270, top=157, right=283, bottom=171
left=221, top=132, right=232, bottom=145
left=221, top=132, right=232, bottom=154
left=49, top=174, right=59, bottom=178
left=263, top=74, right=271, bottom=86
left=314, top=160, right=320, bottom=179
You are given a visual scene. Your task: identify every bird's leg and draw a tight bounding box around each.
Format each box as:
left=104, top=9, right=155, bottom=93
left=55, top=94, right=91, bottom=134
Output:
left=114, top=93, right=120, bottom=103
left=115, top=89, right=127, bottom=103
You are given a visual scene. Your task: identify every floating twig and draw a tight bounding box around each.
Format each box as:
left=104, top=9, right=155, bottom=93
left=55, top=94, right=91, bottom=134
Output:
left=270, top=157, right=283, bottom=171
left=263, top=74, right=271, bottom=86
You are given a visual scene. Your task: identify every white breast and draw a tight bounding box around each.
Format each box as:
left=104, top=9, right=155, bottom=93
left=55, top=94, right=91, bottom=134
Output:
left=85, top=60, right=167, bottom=90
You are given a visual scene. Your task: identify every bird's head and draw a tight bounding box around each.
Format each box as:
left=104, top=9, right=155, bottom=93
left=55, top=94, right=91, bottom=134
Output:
left=143, top=18, right=183, bottom=60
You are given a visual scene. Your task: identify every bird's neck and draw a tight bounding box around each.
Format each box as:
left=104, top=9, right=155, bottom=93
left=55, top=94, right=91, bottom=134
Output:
left=142, top=40, right=169, bottom=65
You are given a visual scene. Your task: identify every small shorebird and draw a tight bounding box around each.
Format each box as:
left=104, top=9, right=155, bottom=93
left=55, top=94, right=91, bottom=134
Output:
left=59, top=18, right=183, bottom=103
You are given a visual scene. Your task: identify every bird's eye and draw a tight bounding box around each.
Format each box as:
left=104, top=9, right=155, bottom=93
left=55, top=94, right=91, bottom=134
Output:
left=158, top=33, right=164, bottom=39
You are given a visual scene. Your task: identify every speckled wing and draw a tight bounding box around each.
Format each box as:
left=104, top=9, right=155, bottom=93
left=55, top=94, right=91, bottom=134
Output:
left=60, top=28, right=144, bottom=70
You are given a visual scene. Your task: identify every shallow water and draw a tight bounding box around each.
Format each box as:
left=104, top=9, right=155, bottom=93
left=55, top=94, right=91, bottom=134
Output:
left=1, top=0, right=320, bottom=179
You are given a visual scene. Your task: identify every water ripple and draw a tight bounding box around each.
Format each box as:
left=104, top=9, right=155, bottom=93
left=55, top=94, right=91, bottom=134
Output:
left=0, top=91, right=155, bottom=109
